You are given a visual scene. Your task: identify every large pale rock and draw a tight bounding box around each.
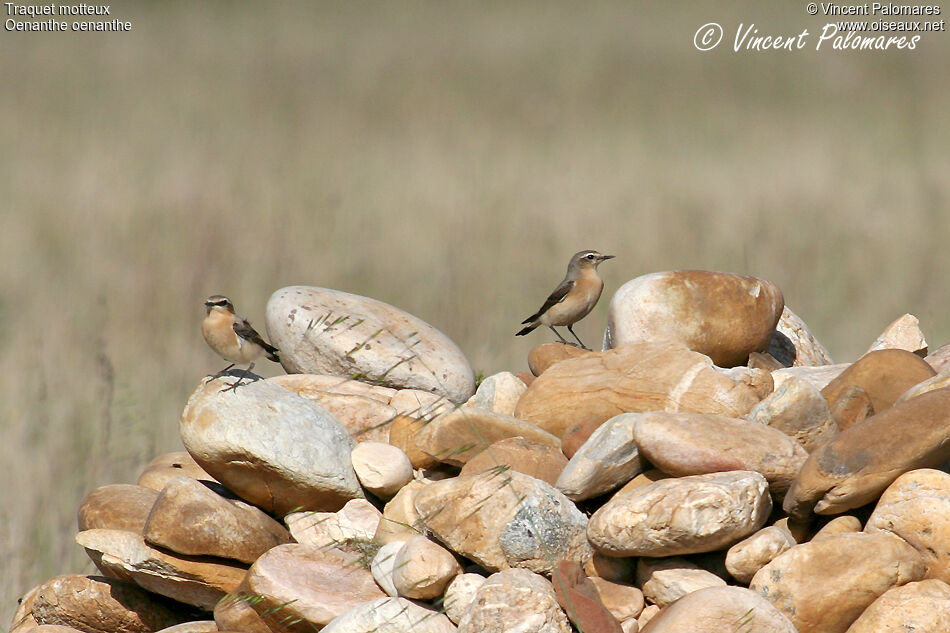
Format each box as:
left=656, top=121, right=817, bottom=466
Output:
left=77, top=485, right=158, bottom=533
left=30, top=575, right=181, bottom=633
left=749, top=532, right=926, bottom=633
left=784, top=388, right=950, bottom=518
left=821, top=348, right=936, bottom=413
left=414, top=408, right=560, bottom=466
left=636, top=558, right=725, bottom=607
left=137, top=451, right=216, bottom=491
left=639, top=586, right=797, bottom=633
left=286, top=498, right=381, bottom=549
left=180, top=376, right=362, bottom=515
left=272, top=378, right=396, bottom=442
left=772, top=363, right=849, bottom=391
left=897, top=369, right=950, bottom=403
left=244, top=543, right=387, bottom=631
left=391, top=535, right=462, bottom=599
left=458, top=568, right=571, bottom=633
left=632, top=412, right=807, bottom=497
left=844, top=579, right=950, bottom=633
left=350, top=441, right=413, bottom=498
left=144, top=476, right=291, bottom=564
left=865, top=468, right=950, bottom=582
left=464, top=371, right=527, bottom=416
left=460, top=436, right=568, bottom=486
left=443, top=573, right=486, bottom=625
left=528, top=343, right=591, bottom=376
left=745, top=376, right=838, bottom=452
left=725, top=526, right=796, bottom=584
left=865, top=313, right=928, bottom=356
left=605, top=271, right=784, bottom=367
left=555, top=413, right=643, bottom=501
left=414, top=470, right=591, bottom=574
left=588, top=471, right=771, bottom=557
left=321, top=598, right=457, bottom=633
left=374, top=480, right=427, bottom=544
left=515, top=342, right=773, bottom=438
left=265, top=286, right=475, bottom=402
left=76, top=529, right=246, bottom=609
left=767, top=306, right=834, bottom=367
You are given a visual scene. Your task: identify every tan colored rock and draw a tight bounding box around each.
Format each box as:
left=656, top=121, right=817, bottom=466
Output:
left=214, top=591, right=280, bottom=633
left=589, top=577, right=644, bottom=622
left=286, top=498, right=381, bottom=550
left=926, top=342, right=950, bottom=373
left=460, top=436, right=567, bottom=485
left=632, top=412, right=807, bottom=498
left=784, top=388, right=950, bottom=518
left=588, top=472, right=772, bottom=557
left=11, top=584, right=39, bottom=633
left=750, top=532, right=926, bottom=633
left=374, top=480, right=427, bottom=545
left=414, top=408, right=560, bottom=466
left=320, top=598, right=457, bottom=633
left=605, top=271, right=784, bottom=367
left=621, top=618, right=639, bottom=633
left=828, top=384, right=874, bottom=431
left=443, top=573, right=486, bottom=624
left=637, top=605, right=660, bottom=631
left=556, top=413, right=643, bottom=501
left=137, top=451, right=217, bottom=491
left=636, top=558, right=726, bottom=607
left=414, top=470, right=591, bottom=574
left=388, top=388, right=455, bottom=420
left=515, top=342, right=773, bottom=438
left=273, top=374, right=397, bottom=401
left=391, top=535, right=462, bottom=599
left=244, top=543, right=386, bottom=631
left=77, top=485, right=158, bottom=533
left=844, top=579, right=950, bottom=633
left=767, top=306, right=834, bottom=367
left=584, top=553, right=637, bottom=584
left=31, top=575, right=181, bottom=633
left=771, top=517, right=808, bottom=544
left=265, top=286, right=475, bottom=402
left=559, top=417, right=603, bottom=459
left=458, top=568, right=571, bottom=633
left=745, top=376, right=838, bottom=452
left=464, top=371, right=527, bottom=416
left=898, top=370, right=950, bottom=403
left=772, top=363, right=849, bottom=391
left=180, top=376, right=362, bottom=515
left=279, top=388, right=395, bottom=441
left=616, top=469, right=671, bottom=496
left=639, top=586, right=797, bottom=633
left=813, top=515, right=862, bottom=540
left=865, top=313, right=928, bottom=356
left=388, top=414, right=437, bottom=469
left=725, top=526, right=797, bottom=584
left=144, top=476, right=291, bottom=564
left=528, top=343, right=591, bottom=376
left=350, top=441, right=413, bottom=498
left=822, top=348, right=936, bottom=413
left=369, top=540, right=405, bottom=597
left=77, top=529, right=246, bottom=610
left=865, top=468, right=950, bottom=582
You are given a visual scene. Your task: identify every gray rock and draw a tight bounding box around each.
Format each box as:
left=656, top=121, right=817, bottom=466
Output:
left=555, top=413, right=643, bottom=501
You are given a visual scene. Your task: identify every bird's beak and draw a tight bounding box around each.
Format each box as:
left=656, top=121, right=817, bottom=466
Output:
left=599, top=255, right=615, bottom=261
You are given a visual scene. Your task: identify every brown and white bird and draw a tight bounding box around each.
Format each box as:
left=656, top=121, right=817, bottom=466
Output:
left=202, top=295, right=279, bottom=389
left=516, top=250, right=614, bottom=350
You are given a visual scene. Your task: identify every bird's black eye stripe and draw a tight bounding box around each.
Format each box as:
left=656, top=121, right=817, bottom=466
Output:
left=586, top=253, right=596, bottom=259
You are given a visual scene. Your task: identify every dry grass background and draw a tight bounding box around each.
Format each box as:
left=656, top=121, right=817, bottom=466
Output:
left=2, top=0, right=949, bottom=625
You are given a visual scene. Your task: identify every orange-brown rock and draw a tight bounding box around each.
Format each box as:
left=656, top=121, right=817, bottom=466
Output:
left=388, top=414, right=437, bottom=469
left=897, top=370, right=950, bottom=403
left=828, top=384, right=874, bottom=431
left=137, top=451, right=217, bottom=491
left=514, top=342, right=772, bottom=438
left=560, top=417, right=604, bottom=459
left=528, top=343, right=592, bottom=376
left=606, top=271, right=784, bottom=367
left=821, top=349, right=935, bottom=414
left=784, top=388, right=950, bottom=518
left=213, top=591, right=274, bottom=633
left=77, top=485, right=159, bottom=533
left=460, top=436, right=568, bottom=485
left=552, top=560, right=624, bottom=633
left=844, top=579, right=950, bottom=633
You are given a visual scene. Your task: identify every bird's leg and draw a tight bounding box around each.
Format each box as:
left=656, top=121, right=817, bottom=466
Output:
left=222, top=362, right=255, bottom=392
left=567, top=325, right=590, bottom=351
left=547, top=325, right=575, bottom=347
left=211, top=363, right=236, bottom=379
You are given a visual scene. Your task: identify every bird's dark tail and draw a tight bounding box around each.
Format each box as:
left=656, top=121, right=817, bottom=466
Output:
left=516, top=322, right=539, bottom=337
left=264, top=343, right=280, bottom=363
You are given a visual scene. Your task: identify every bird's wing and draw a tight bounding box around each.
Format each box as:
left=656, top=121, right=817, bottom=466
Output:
left=522, top=278, right=575, bottom=324
left=233, top=318, right=279, bottom=355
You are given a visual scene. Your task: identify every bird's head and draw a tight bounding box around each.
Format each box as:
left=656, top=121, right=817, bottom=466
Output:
left=204, top=295, right=234, bottom=315
left=570, top=250, right=615, bottom=271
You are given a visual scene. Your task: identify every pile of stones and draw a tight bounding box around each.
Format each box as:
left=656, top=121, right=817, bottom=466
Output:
left=12, top=271, right=950, bottom=633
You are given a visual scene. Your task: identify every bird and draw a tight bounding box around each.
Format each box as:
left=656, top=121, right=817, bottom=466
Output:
left=202, top=295, right=280, bottom=390
left=516, top=250, right=614, bottom=350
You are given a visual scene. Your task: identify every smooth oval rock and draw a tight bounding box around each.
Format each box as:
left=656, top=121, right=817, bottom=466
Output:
left=749, top=532, right=926, bottom=633
left=350, top=441, right=413, bottom=499
left=589, top=577, right=644, bottom=623
left=632, top=412, right=807, bottom=498
left=464, top=371, right=527, bottom=416
left=725, top=526, right=796, bottom=584
left=458, top=568, right=571, bottom=633
left=844, top=579, right=950, bottom=633
left=180, top=376, right=362, bottom=515
left=745, top=376, right=838, bottom=452
left=370, top=540, right=405, bottom=597
left=639, top=586, right=797, bottom=633
left=515, top=341, right=773, bottom=438
left=443, top=573, right=486, bottom=625
left=865, top=468, right=950, bottom=582
left=555, top=413, right=643, bottom=501
left=414, top=470, right=591, bottom=574
left=460, top=436, right=568, bottom=486
left=78, top=484, right=159, bottom=533
left=266, top=286, right=475, bottom=402
left=636, top=558, right=725, bottom=607
left=605, top=271, right=784, bottom=367
left=321, top=597, right=457, bottom=633
left=137, top=451, right=217, bottom=491
left=391, top=535, right=462, bottom=599
left=821, top=348, right=936, bottom=413
left=588, top=471, right=772, bottom=557
left=784, top=388, right=950, bottom=518
left=528, top=343, right=591, bottom=376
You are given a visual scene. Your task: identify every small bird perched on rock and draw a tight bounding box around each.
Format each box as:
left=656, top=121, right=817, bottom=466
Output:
left=202, top=295, right=280, bottom=390
left=516, top=250, right=614, bottom=350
